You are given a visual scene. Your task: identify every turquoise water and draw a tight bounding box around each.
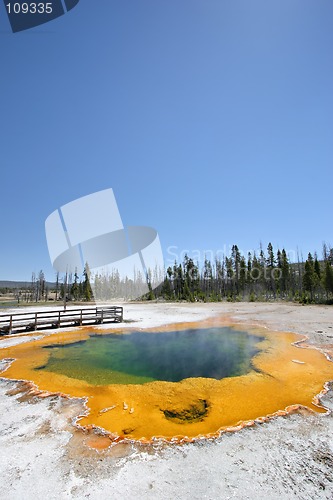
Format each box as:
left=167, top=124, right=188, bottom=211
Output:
left=37, top=327, right=264, bottom=385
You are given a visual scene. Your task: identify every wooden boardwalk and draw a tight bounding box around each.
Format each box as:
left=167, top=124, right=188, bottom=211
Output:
left=0, top=306, right=123, bottom=335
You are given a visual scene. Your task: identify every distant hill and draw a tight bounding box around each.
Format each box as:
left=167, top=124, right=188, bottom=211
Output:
left=0, top=281, right=56, bottom=289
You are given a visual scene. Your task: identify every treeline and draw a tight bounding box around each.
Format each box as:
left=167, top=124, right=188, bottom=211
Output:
left=62, top=266, right=157, bottom=302
left=8, top=242, right=333, bottom=305
left=6, top=268, right=92, bottom=304
left=12, top=270, right=49, bottom=303
left=152, top=242, right=333, bottom=304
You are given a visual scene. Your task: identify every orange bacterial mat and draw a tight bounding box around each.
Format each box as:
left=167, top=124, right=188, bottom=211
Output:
left=1, top=317, right=332, bottom=443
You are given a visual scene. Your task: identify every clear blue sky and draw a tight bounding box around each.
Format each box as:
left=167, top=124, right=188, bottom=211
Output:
left=0, top=0, right=332, bottom=281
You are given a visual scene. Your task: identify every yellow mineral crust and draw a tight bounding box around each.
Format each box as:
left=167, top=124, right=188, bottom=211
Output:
left=1, top=318, right=333, bottom=443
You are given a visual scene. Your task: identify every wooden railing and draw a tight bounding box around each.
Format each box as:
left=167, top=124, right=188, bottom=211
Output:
left=0, top=306, right=123, bottom=335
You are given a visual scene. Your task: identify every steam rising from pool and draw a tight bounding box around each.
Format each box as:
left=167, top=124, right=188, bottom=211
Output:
left=38, top=328, right=264, bottom=385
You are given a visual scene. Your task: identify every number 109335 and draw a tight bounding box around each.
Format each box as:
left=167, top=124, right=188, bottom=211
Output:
left=6, top=3, right=53, bottom=14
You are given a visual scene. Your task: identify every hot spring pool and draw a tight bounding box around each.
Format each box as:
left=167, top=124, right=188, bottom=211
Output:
left=37, top=327, right=264, bottom=385
left=3, top=320, right=333, bottom=443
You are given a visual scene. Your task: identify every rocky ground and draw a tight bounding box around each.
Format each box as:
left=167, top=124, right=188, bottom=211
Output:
left=1, top=302, right=333, bottom=499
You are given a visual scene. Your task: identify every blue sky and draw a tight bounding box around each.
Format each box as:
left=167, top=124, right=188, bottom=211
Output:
left=0, top=0, right=332, bottom=281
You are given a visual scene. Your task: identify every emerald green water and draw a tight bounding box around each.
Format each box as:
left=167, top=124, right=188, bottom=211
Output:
left=37, top=328, right=264, bottom=385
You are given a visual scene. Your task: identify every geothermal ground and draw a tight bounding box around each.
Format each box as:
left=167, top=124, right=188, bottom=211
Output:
left=0, top=302, right=333, bottom=499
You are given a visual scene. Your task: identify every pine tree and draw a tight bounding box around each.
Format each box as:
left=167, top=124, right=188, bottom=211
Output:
left=246, top=252, right=253, bottom=291
left=266, top=243, right=276, bottom=297
left=252, top=252, right=260, bottom=280
left=203, top=257, right=213, bottom=296
left=314, top=256, right=321, bottom=280
left=303, top=253, right=315, bottom=301
left=258, top=245, right=267, bottom=297
left=324, top=261, right=333, bottom=300
left=83, top=263, right=93, bottom=302
left=266, top=243, right=275, bottom=268
left=184, top=256, right=199, bottom=299
left=281, top=249, right=290, bottom=296
left=232, top=245, right=241, bottom=294
left=239, top=256, right=247, bottom=296
left=225, top=257, right=234, bottom=297
left=147, top=279, right=154, bottom=300
left=71, top=271, right=80, bottom=300
left=215, top=258, right=224, bottom=297
left=161, top=276, right=173, bottom=299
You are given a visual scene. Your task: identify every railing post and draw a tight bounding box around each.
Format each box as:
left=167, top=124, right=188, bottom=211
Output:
left=80, top=309, right=82, bottom=326
left=101, top=309, right=104, bottom=324
left=58, top=311, right=61, bottom=327
left=34, top=313, right=38, bottom=330
left=9, top=315, right=13, bottom=334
